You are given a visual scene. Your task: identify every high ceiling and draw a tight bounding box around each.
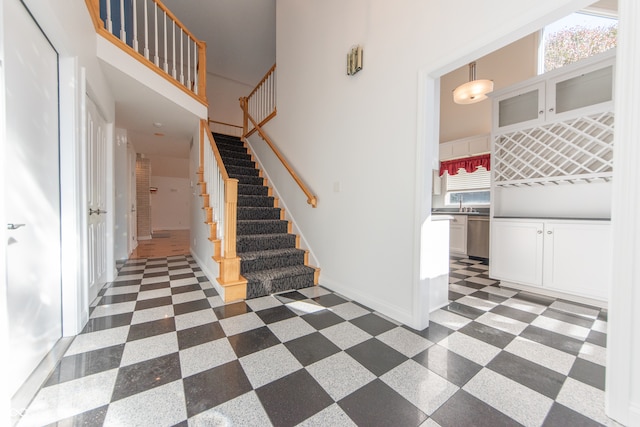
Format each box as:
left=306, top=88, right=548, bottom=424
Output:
left=162, top=0, right=276, bottom=86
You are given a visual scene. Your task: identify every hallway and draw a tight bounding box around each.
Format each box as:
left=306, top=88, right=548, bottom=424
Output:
left=16, top=256, right=608, bottom=426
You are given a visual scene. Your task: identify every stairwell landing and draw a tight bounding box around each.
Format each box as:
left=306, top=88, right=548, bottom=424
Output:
left=213, top=133, right=319, bottom=299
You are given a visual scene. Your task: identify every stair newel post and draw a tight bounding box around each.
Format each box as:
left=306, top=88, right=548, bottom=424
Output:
left=219, top=178, right=243, bottom=284
left=197, top=41, right=207, bottom=102
left=240, top=97, right=249, bottom=137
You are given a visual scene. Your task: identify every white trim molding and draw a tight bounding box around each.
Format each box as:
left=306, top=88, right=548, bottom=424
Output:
left=606, top=0, right=640, bottom=425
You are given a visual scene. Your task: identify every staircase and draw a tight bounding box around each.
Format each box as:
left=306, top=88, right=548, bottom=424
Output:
left=213, top=133, right=318, bottom=299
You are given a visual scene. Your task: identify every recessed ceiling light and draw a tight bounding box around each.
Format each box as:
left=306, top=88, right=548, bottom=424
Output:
left=154, top=132, right=165, bottom=137
left=153, top=122, right=163, bottom=128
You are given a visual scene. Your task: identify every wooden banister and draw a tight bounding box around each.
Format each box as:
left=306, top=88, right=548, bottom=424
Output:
left=209, top=119, right=243, bottom=130
left=202, top=119, right=230, bottom=180
left=240, top=97, right=318, bottom=208
left=248, top=64, right=276, bottom=99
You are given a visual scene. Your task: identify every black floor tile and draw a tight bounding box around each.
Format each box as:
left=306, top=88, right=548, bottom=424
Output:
left=127, top=317, right=176, bottom=342
left=513, top=291, right=555, bottom=307
left=569, top=358, right=606, bottom=391
left=212, top=302, right=252, bottom=319
left=44, top=344, right=125, bottom=386
left=284, top=332, right=341, bottom=366
left=171, top=284, right=202, bottom=295
left=597, top=309, right=608, bottom=322
left=455, top=280, right=485, bottom=290
left=586, top=330, right=607, bottom=348
left=81, top=312, right=133, bottom=333
left=490, top=305, right=538, bottom=324
left=520, top=325, right=584, bottom=356
left=256, top=369, right=333, bottom=427
left=349, top=313, right=396, bottom=336
left=97, top=293, right=139, bottom=306
left=431, top=389, right=521, bottom=427
left=255, top=305, right=296, bottom=324
left=312, top=293, right=348, bottom=307
left=227, top=326, right=281, bottom=358
left=170, top=273, right=196, bottom=280
left=143, top=271, right=170, bottom=279
left=338, top=379, right=427, bottom=427
left=413, top=344, right=482, bottom=388
left=177, top=322, right=225, bottom=350
left=173, top=298, right=211, bottom=316
left=203, top=288, right=218, bottom=297
left=139, top=281, right=170, bottom=292
left=470, top=291, right=508, bottom=304
left=449, top=272, right=471, bottom=280
left=542, top=402, right=605, bottom=427
left=301, top=309, right=345, bottom=330
left=541, top=308, right=594, bottom=328
left=183, top=360, right=252, bottom=418
left=134, top=296, right=173, bottom=311
left=458, top=321, right=516, bottom=349
left=442, top=301, right=485, bottom=320
left=404, top=322, right=455, bottom=343
left=345, top=338, right=407, bottom=376
left=487, top=352, right=566, bottom=399
left=274, top=291, right=308, bottom=303
left=449, top=290, right=465, bottom=301
left=111, top=353, right=182, bottom=401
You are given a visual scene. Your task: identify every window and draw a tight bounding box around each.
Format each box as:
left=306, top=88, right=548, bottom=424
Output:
left=539, top=12, right=617, bottom=74
left=445, top=166, right=491, bottom=206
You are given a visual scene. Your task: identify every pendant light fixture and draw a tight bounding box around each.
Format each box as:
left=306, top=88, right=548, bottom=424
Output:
left=452, top=62, right=494, bottom=104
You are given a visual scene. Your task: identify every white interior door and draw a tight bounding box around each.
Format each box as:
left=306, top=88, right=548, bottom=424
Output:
left=86, top=97, right=108, bottom=303
left=4, top=0, right=62, bottom=398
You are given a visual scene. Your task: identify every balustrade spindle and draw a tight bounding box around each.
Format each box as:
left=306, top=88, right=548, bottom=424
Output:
left=106, top=0, right=113, bottom=33
left=163, top=11, right=168, bottom=73
left=180, top=30, right=184, bottom=85
left=143, top=0, right=149, bottom=59
left=172, top=21, right=177, bottom=79
left=154, top=2, right=159, bottom=66
left=119, top=0, right=125, bottom=42
left=132, top=0, right=138, bottom=51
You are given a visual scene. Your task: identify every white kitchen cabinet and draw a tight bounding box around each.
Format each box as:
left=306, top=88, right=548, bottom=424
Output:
left=449, top=215, right=467, bottom=255
left=490, top=219, right=543, bottom=286
left=492, top=50, right=614, bottom=133
left=490, top=218, right=611, bottom=301
left=543, top=221, right=611, bottom=300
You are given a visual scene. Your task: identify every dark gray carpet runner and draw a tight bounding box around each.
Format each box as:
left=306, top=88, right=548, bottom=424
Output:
left=213, top=133, right=316, bottom=299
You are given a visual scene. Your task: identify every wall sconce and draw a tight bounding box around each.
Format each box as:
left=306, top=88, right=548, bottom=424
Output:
left=347, top=45, right=363, bottom=76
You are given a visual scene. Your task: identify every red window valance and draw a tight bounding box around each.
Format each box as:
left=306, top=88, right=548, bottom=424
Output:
left=439, top=153, right=491, bottom=177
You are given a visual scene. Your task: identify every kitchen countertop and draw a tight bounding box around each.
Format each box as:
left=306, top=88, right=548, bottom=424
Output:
left=432, top=210, right=490, bottom=217
left=493, top=215, right=611, bottom=221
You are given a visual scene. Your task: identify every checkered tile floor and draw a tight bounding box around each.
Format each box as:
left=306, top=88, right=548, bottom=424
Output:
left=16, top=255, right=610, bottom=426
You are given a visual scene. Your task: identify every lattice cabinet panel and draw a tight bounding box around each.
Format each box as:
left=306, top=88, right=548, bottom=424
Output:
left=493, top=112, right=614, bottom=187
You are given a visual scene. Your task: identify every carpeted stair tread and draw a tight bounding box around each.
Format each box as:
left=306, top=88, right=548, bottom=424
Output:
left=233, top=176, right=264, bottom=186
left=226, top=165, right=260, bottom=177
left=222, top=157, right=255, bottom=169
left=215, top=143, right=246, bottom=154
left=237, top=219, right=288, bottom=235
left=238, top=195, right=275, bottom=207
left=238, top=207, right=281, bottom=220
left=238, top=184, right=269, bottom=196
left=217, top=149, right=252, bottom=162
left=237, top=233, right=296, bottom=252
left=239, top=248, right=306, bottom=273
left=244, top=265, right=316, bottom=299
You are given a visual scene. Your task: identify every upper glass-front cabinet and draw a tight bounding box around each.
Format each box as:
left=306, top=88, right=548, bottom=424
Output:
left=492, top=50, right=615, bottom=133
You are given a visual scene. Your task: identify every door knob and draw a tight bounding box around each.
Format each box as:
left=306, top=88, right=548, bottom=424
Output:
left=7, top=223, right=26, bottom=230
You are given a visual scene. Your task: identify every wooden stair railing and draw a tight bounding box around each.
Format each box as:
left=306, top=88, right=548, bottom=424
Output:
left=85, top=0, right=207, bottom=106
left=241, top=65, right=318, bottom=207
left=198, top=119, right=247, bottom=301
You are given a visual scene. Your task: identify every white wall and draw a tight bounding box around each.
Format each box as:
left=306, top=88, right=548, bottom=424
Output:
left=150, top=176, right=191, bottom=231
left=207, top=73, right=253, bottom=126
left=439, top=34, right=539, bottom=143
left=266, top=0, right=594, bottom=328
left=146, top=154, right=190, bottom=177
left=114, top=128, right=130, bottom=261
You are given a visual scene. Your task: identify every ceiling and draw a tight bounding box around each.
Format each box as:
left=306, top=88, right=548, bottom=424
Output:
left=104, top=0, right=275, bottom=159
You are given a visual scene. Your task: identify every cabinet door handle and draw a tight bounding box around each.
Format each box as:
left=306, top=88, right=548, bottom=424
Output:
left=537, top=230, right=543, bottom=234
left=539, top=110, right=544, bottom=115
left=549, top=108, right=555, bottom=113
left=547, top=230, right=553, bottom=235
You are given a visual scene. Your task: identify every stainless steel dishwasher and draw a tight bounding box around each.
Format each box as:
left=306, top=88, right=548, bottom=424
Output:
left=467, top=216, right=490, bottom=259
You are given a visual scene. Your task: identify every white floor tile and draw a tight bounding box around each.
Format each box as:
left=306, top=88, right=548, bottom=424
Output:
left=504, top=336, right=576, bottom=375
left=556, top=377, right=608, bottom=425
left=377, top=327, right=433, bottom=357
left=476, top=312, right=529, bottom=336
left=179, top=338, right=237, bottom=378
left=239, top=344, right=303, bottom=389
left=65, top=326, right=130, bottom=356
left=429, top=309, right=472, bottom=331
left=120, top=332, right=179, bottom=367
left=439, top=332, right=501, bottom=366
left=531, top=316, right=590, bottom=340
left=188, top=391, right=272, bottom=427
left=306, top=352, right=376, bottom=401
